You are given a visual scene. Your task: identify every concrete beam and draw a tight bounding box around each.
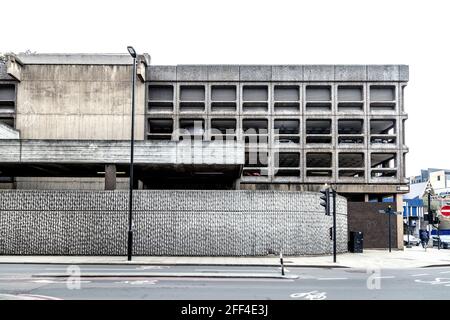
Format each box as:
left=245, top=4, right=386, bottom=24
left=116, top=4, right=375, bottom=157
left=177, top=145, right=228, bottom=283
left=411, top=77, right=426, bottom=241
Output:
left=147, top=65, right=409, bottom=82
left=0, top=139, right=245, bottom=165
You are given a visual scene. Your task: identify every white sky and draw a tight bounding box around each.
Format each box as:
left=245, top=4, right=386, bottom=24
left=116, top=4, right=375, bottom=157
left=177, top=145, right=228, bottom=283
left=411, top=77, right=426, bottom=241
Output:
left=2, top=0, right=449, bottom=177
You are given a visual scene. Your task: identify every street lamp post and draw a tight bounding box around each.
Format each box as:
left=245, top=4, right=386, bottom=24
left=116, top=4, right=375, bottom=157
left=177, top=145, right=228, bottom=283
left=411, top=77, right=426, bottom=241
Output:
left=127, top=46, right=137, bottom=261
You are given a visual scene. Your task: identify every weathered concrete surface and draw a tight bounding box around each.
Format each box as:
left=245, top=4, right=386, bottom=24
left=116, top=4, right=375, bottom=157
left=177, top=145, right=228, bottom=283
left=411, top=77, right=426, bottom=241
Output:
left=148, top=64, right=409, bottom=82
left=0, top=190, right=348, bottom=256
left=0, top=123, right=19, bottom=139
left=0, top=139, right=244, bottom=165
left=15, top=61, right=146, bottom=140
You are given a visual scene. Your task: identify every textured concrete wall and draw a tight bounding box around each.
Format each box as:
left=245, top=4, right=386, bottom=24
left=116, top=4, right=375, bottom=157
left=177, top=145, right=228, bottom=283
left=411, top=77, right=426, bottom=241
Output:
left=0, top=190, right=347, bottom=256
left=15, top=64, right=146, bottom=140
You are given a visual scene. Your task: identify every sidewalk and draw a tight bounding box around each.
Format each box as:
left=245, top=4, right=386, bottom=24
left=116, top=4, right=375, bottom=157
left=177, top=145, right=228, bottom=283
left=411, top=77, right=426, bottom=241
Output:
left=1, top=247, right=449, bottom=269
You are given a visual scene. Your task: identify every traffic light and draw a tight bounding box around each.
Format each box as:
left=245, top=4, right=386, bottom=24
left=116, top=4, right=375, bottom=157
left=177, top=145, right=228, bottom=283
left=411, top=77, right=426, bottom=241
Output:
left=427, top=210, right=435, bottom=224
left=320, top=188, right=330, bottom=215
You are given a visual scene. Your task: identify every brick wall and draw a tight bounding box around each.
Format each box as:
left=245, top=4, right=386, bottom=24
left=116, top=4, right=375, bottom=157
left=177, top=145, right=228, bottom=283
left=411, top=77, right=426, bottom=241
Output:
left=347, top=202, right=399, bottom=249
left=0, top=190, right=347, bottom=256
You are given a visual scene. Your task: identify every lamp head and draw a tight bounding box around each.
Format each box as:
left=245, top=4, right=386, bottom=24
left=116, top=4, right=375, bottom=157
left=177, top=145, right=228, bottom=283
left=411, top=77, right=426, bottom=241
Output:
left=127, top=46, right=137, bottom=58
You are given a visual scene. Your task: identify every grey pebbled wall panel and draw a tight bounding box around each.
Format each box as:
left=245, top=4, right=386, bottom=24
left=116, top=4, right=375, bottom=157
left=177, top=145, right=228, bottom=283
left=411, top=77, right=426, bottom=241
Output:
left=0, top=190, right=347, bottom=256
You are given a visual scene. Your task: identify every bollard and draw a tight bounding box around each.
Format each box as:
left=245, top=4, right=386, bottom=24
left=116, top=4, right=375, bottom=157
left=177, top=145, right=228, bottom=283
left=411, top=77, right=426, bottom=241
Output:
left=280, top=251, right=285, bottom=276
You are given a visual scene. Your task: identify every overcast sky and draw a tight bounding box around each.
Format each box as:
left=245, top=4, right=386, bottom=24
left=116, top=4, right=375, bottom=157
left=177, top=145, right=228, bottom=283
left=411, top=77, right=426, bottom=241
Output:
left=2, top=0, right=449, bottom=177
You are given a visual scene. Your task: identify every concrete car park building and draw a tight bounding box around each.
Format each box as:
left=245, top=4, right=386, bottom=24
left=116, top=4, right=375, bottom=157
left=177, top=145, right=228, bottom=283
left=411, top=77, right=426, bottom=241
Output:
left=0, top=53, right=409, bottom=254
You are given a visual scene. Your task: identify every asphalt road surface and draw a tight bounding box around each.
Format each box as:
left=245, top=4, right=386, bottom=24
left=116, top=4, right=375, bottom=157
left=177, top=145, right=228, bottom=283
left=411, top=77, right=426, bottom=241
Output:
left=1, top=264, right=450, bottom=300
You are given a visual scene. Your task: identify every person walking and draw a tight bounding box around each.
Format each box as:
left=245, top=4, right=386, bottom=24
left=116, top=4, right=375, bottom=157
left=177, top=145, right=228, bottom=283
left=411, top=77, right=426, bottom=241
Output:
left=419, top=229, right=429, bottom=250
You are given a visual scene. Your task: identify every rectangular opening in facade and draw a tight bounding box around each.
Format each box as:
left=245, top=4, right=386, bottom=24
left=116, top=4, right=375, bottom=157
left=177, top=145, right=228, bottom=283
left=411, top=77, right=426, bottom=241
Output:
left=147, top=118, right=173, bottom=140
left=371, top=170, right=397, bottom=178
left=370, top=119, right=396, bottom=144
left=370, top=119, right=396, bottom=134
left=211, top=85, right=237, bottom=112
left=180, top=85, right=205, bottom=112
left=274, top=119, right=300, bottom=144
left=339, top=170, right=365, bottom=178
left=370, top=85, right=396, bottom=110
left=338, top=153, right=364, bottom=168
left=274, top=169, right=301, bottom=177
left=245, top=151, right=269, bottom=167
left=338, top=119, right=363, bottom=134
left=338, top=119, right=364, bottom=144
left=274, top=119, right=299, bottom=134
left=306, top=85, right=331, bottom=111
left=243, top=86, right=268, bottom=112
left=274, top=152, right=301, bottom=177
left=274, top=85, right=300, bottom=113
left=306, top=153, right=332, bottom=177
left=338, top=85, right=363, bottom=111
left=371, top=153, right=396, bottom=168
left=0, top=116, right=14, bottom=128
left=244, top=151, right=269, bottom=177
left=275, top=152, right=300, bottom=167
left=148, top=85, right=174, bottom=112
left=306, top=119, right=331, bottom=144
left=210, top=119, right=237, bottom=141
left=243, top=119, right=268, bottom=143
left=179, top=118, right=205, bottom=140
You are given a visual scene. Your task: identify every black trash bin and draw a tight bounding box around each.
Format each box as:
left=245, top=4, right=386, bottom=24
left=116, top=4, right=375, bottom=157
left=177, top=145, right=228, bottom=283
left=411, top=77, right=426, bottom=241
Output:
left=348, top=231, right=363, bottom=253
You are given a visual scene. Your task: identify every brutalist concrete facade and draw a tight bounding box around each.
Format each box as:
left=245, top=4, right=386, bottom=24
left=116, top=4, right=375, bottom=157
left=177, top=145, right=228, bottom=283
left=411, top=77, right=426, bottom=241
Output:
left=146, top=64, right=409, bottom=195
left=0, top=190, right=347, bottom=256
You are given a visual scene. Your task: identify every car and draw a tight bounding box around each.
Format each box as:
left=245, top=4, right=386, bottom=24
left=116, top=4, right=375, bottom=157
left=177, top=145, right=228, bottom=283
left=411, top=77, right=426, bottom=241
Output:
left=432, top=235, right=450, bottom=249
left=403, top=234, right=420, bottom=246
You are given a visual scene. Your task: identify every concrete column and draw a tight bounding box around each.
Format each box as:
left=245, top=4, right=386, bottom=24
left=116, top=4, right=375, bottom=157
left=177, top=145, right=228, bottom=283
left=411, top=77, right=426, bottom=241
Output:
left=364, top=194, right=369, bottom=202
left=104, top=164, right=117, bottom=190
left=395, top=193, right=404, bottom=250
left=233, top=178, right=241, bottom=190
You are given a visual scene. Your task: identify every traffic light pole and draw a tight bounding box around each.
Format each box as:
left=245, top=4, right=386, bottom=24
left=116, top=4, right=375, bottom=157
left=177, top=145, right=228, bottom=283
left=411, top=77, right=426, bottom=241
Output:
left=332, top=189, right=337, bottom=263
left=388, top=206, right=392, bottom=253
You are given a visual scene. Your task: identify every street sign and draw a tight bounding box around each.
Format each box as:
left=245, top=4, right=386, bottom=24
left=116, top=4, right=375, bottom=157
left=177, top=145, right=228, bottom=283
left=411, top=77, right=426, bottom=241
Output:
left=440, top=205, right=450, bottom=217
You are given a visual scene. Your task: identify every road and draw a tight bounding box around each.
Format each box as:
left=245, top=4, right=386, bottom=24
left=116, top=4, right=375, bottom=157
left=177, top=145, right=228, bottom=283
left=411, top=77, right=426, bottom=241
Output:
left=0, top=264, right=450, bottom=300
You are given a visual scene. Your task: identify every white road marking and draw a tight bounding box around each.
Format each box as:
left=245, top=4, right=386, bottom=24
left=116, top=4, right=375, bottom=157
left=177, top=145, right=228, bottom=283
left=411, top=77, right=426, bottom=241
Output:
left=372, top=276, right=395, bottom=279
left=32, top=279, right=91, bottom=284
left=195, top=269, right=282, bottom=273
left=415, top=278, right=450, bottom=285
left=291, top=291, right=327, bottom=300
left=440, top=271, right=450, bottom=274
left=45, top=268, right=138, bottom=271
left=117, top=280, right=158, bottom=285
left=317, top=277, right=348, bottom=280
left=137, top=266, right=169, bottom=270
left=411, top=274, right=429, bottom=277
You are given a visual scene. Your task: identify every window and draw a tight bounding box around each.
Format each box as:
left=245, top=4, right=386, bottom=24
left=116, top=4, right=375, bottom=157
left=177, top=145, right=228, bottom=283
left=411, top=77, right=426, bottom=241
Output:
left=179, top=118, right=205, bottom=140
left=338, top=119, right=364, bottom=144
left=0, top=84, right=15, bottom=128
left=148, top=85, right=174, bottom=112
left=147, top=118, right=173, bottom=140
left=306, top=153, right=332, bottom=177
left=242, top=86, right=268, bottom=112
left=306, top=86, right=331, bottom=111
left=274, top=85, right=300, bottom=113
left=211, top=85, right=237, bottom=112
left=180, top=85, right=205, bottom=112
left=242, top=119, right=268, bottom=144
left=338, top=86, right=363, bottom=112
left=210, top=119, right=237, bottom=140
left=370, top=119, right=396, bottom=144
left=306, top=119, right=332, bottom=144
left=370, top=153, right=397, bottom=178
left=370, top=85, right=396, bottom=111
